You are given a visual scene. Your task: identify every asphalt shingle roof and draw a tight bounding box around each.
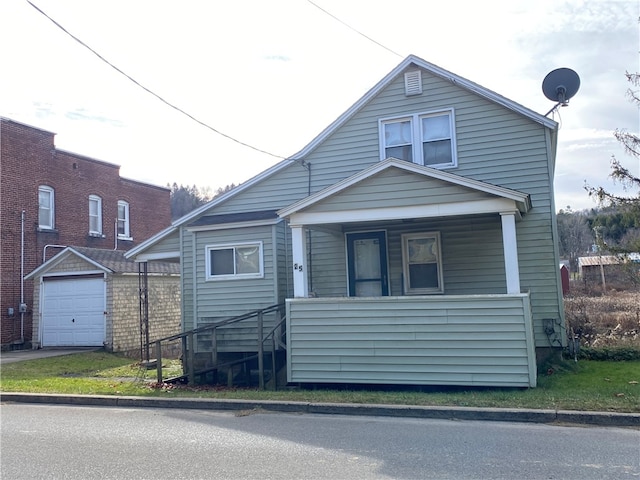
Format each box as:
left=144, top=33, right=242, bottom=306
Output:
left=70, top=247, right=180, bottom=274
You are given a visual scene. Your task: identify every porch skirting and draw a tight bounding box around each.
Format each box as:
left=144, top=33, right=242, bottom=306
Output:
left=286, top=294, right=536, bottom=388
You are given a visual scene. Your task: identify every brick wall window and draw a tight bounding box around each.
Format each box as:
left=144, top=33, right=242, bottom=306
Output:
left=89, top=195, right=102, bottom=236
left=117, top=200, right=131, bottom=239
left=38, top=185, right=55, bottom=230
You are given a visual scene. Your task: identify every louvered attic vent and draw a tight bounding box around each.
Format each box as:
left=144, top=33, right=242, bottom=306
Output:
left=404, top=70, right=422, bottom=96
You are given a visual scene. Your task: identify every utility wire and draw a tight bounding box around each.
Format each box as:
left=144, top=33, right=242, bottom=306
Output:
left=306, top=0, right=403, bottom=59
left=26, top=0, right=286, bottom=160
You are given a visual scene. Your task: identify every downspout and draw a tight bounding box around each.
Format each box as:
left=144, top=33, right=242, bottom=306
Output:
left=284, top=220, right=290, bottom=296
left=114, top=220, right=118, bottom=250
left=20, top=210, right=25, bottom=343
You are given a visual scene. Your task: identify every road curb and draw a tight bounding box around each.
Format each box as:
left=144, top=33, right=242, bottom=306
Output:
left=1, top=392, right=638, bottom=427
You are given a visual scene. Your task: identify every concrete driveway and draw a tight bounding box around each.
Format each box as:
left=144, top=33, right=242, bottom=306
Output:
left=0, top=348, right=99, bottom=365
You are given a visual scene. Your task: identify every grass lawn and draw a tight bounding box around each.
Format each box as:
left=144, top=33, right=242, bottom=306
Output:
left=1, top=351, right=638, bottom=413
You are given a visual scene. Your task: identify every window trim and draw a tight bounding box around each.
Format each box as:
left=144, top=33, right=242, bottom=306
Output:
left=205, top=241, right=264, bottom=281
left=117, top=200, right=131, bottom=240
left=379, top=108, right=457, bottom=168
left=89, top=195, right=103, bottom=236
left=38, top=185, right=55, bottom=230
left=401, top=232, right=444, bottom=294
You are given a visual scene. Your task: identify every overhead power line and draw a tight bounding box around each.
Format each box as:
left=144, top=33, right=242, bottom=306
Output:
left=26, top=0, right=286, bottom=160
left=306, top=0, right=403, bottom=59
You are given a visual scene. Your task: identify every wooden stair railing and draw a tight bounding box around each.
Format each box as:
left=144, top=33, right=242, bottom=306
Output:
left=148, top=303, right=286, bottom=389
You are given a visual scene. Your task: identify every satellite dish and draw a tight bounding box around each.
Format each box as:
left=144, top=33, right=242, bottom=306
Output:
left=542, top=68, right=580, bottom=114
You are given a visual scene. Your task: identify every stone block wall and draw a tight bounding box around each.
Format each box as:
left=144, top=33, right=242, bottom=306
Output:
left=110, top=274, right=180, bottom=355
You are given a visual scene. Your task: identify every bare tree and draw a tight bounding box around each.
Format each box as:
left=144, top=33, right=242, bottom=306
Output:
left=585, top=71, right=640, bottom=254
left=169, top=183, right=236, bottom=220
left=557, top=207, right=593, bottom=273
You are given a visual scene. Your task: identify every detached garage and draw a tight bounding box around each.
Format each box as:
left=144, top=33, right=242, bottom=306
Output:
left=41, top=275, right=106, bottom=347
left=26, top=247, right=180, bottom=354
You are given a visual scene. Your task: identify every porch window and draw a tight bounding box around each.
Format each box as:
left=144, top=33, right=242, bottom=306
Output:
left=401, top=232, right=444, bottom=294
left=380, top=109, right=456, bottom=168
left=206, top=242, right=263, bottom=280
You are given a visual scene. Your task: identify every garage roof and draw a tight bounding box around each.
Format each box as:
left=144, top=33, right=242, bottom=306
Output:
left=25, top=246, right=180, bottom=280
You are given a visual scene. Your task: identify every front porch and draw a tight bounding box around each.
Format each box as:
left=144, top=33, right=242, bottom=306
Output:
left=286, top=294, right=537, bottom=387
left=279, top=159, right=540, bottom=388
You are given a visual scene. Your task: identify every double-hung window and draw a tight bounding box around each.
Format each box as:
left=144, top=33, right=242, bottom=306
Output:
left=38, top=185, right=55, bottom=230
left=206, top=242, right=263, bottom=280
left=380, top=109, right=456, bottom=168
left=117, top=200, right=131, bottom=239
left=89, top=195, right=102, bottom=236
left=401, top=232, right=444, bottom=294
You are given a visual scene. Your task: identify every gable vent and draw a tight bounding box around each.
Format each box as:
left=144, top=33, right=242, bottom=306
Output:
left=404, top=70, right=422, bottom=96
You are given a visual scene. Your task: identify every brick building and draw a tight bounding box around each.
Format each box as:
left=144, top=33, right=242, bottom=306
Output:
left=1, top=117, right=172, bottom=350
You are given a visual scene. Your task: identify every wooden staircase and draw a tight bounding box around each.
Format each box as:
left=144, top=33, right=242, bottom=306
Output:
left=148, top=304, right=287, bottom=389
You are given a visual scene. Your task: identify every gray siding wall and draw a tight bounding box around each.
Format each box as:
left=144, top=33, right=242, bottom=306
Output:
left=310, top=214, right=506, bottom=299
left=180, top=223, right=289, bottom=337
left=275, top=221, right=293, bottom=301
left=294, top=69, right=562, bottom=347
left=188, top=224, right=288, bottom=353
left=211, top=162, right=310, bottom=215
left=307, top=168, right=495, bottom=213
left=180, top=66, right=562, bottom=348
left=181, top=228, right=196, bottom=331
left=193, top=225, right=278, bottom=319
left=308, top=229, right=347, bottom=297
left=287, top=294, right=536, bottom=387
left=141, top=230, right=180, bottom=257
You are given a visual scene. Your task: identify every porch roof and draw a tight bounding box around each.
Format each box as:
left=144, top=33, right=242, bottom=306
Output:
left=278, top=158, right=531, bottom=226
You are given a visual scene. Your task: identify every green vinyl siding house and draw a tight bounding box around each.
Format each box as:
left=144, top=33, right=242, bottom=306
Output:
left=126, top=55, right=566, bottom=388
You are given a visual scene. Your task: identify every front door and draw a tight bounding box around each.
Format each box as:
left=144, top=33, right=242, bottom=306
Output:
left=346, top=231, right=389, bottom=297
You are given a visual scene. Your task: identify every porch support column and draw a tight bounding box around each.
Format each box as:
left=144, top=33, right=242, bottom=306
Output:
left=291, top=225, right=309, bottom=297
left=500, top=211, right=521, bottom=294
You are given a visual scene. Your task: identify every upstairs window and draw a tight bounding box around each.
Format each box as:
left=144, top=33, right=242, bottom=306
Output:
left=380, top=109, right=456, bottom=168
left=38, top=185, right=55, bottom=229
left=206, top=242, right=263, bottom=280
left=89, top=195, right=102, bottom=235
left=117, top=200, right=131, bottom=239
left=401, top=232, right=444, bottom=294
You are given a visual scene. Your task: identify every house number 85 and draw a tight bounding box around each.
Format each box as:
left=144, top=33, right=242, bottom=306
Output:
left=293, top=263, right=303, bottom=272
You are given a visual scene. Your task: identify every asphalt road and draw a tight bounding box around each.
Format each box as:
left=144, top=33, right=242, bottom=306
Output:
left=1, top=403, right=638, bottom=479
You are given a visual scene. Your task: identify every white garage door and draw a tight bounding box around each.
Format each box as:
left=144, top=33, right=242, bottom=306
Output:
left=41, top=277, right=106, bottom=347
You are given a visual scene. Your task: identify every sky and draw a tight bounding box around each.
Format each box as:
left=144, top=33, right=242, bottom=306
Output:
left=1, top=0, right=639, bottom=212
